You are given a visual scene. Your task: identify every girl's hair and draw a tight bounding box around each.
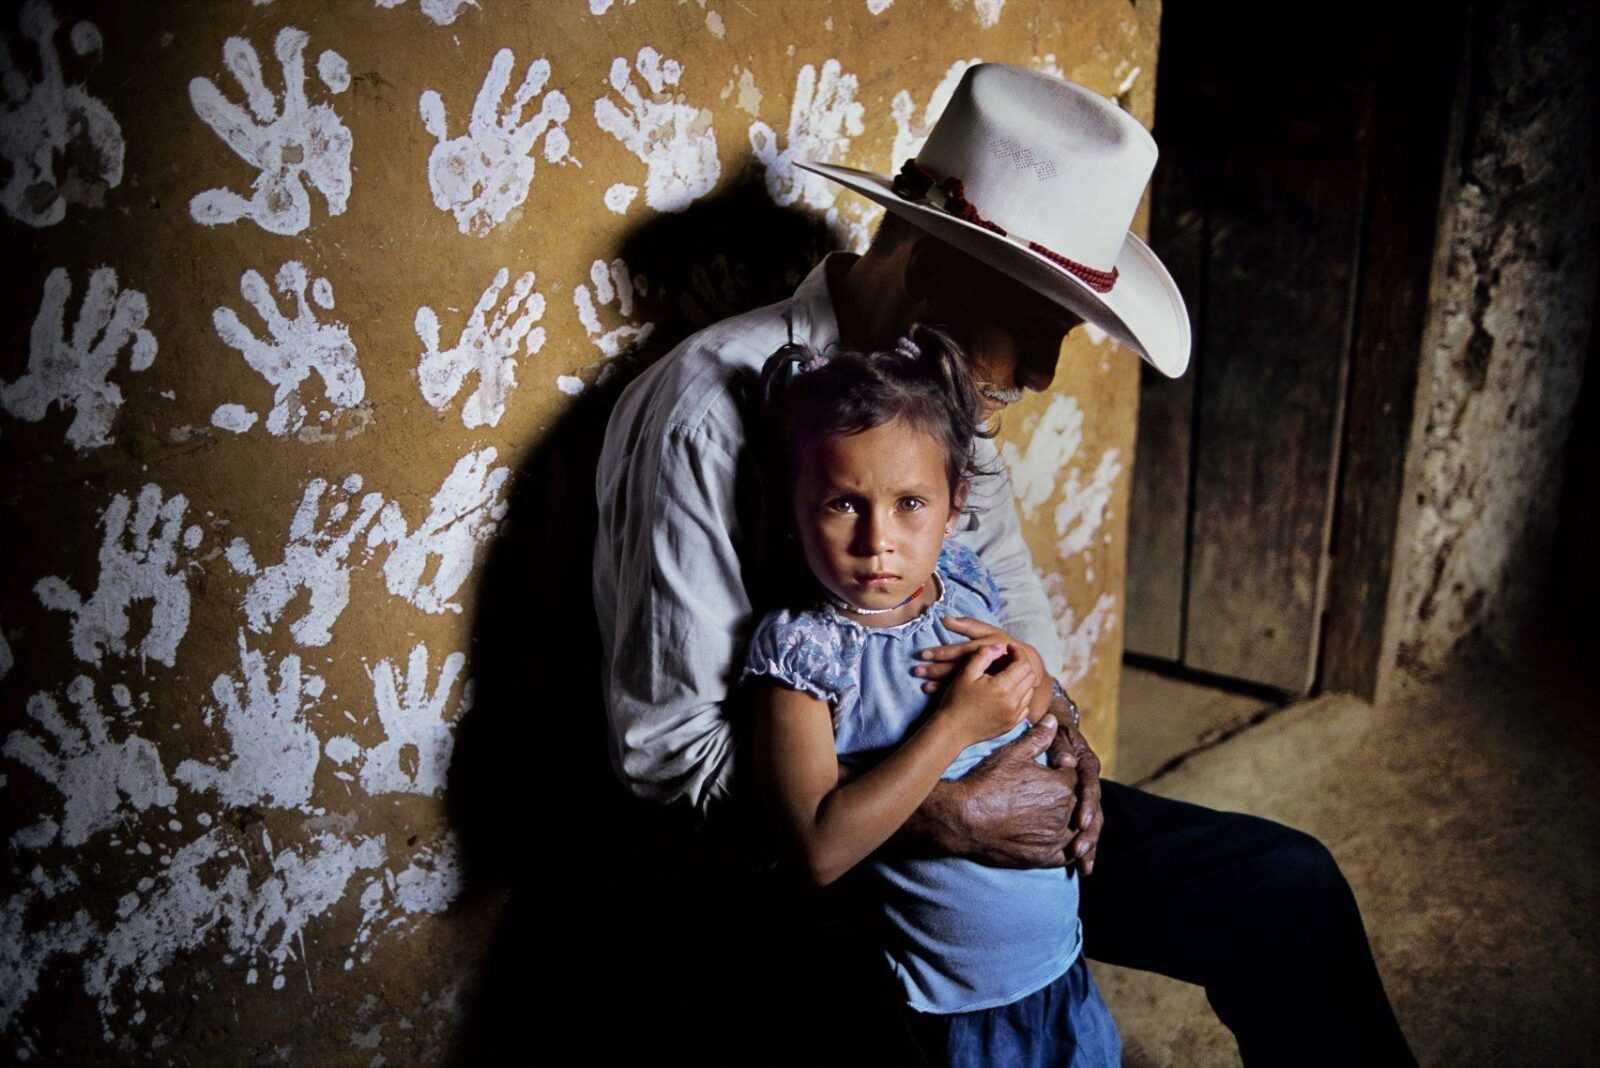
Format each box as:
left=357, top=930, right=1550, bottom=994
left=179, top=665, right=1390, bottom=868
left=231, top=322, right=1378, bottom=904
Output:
left=757, top=322, right=992, bottom=501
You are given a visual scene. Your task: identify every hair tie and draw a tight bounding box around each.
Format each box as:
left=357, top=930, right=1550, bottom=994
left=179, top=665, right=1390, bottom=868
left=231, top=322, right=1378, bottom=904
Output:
left=893, top=336, right=922, bottom=361
left=799, top=350, right=831, bottom=374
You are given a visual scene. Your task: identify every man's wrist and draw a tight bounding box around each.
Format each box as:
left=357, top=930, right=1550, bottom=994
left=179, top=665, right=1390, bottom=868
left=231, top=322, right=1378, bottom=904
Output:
left=1049, top=679, right=1081, bottom=729
left=908, top=778, right=975, bottom=857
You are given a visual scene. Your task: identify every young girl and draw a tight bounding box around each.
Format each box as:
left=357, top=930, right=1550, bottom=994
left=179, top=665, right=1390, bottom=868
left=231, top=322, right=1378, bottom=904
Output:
left=743, top=325, right=1120, bottom=1066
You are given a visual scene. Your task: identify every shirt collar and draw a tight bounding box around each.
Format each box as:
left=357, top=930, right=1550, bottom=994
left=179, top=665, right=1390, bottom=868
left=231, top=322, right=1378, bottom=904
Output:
left=787, top=251, right=857, bottom=353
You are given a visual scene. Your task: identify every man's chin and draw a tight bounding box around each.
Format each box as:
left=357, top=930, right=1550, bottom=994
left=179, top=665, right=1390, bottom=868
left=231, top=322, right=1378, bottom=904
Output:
left=978, top=385, right=1025, bottom=410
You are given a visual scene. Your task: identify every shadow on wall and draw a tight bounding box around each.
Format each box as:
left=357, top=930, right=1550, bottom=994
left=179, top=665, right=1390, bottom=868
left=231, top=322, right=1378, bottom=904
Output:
left=443, top=170, right=858, bottom=1062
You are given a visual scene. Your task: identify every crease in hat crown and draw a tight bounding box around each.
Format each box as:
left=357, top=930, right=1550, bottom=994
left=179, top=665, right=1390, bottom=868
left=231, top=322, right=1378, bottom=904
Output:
left=917, top=64, right=1155, bottom=275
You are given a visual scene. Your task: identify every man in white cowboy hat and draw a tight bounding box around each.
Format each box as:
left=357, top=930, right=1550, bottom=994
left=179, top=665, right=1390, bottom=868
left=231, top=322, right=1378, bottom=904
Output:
left=594, top=64, right=1411, bottom=1063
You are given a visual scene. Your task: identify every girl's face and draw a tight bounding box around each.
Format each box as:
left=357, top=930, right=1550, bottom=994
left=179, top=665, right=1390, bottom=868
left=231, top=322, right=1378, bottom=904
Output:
left=791, top=418, right=967, bottom=617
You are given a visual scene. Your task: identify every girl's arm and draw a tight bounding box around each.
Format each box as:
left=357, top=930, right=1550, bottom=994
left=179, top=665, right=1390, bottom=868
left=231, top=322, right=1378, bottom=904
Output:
left=753, top=643, right=1034, bottom=887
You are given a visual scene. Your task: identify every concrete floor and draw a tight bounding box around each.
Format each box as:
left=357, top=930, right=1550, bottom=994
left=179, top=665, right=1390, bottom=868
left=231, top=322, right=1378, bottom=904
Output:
left=1097, top=649, right=1600, bottom=1066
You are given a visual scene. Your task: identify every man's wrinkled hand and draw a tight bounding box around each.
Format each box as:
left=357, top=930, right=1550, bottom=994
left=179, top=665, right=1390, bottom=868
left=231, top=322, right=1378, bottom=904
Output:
left=1048, top=715, right=1103, bottom=875
left=950, top=714, right=1080, bottom=868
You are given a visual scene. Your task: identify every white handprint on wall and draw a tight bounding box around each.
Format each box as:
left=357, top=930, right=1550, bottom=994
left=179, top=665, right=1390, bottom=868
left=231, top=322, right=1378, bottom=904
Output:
left=211, top=260, right=364, bottom=437
left=749, top=59, right=865, bottom=211
left=349, top=833, right=462, bottom=967
left=354, top=643, right=467, bottom=796
left=368, top=447, right=509, bottom=615
left=4, top=677, right=177, bottom=849
left=82, top=829, right=385, bottom=1016
left=0, top=0, right=123, bottom=227
left=419, top=50, right=571, bottom=237
left=890, top=58, right=980, bottom=172
left=188, top=27, right=352, bottom=236
left=1043, top=573, right=1114, bottom=691
left=572, top=258, right=653, bottom=359
left=173, top=633, right=324, bottom=811
left=1, top=266, right=156, bottom=451
left=225, top=474, right=385, bottom=647
left=375, top=0, right=478, bottom=25
left=594, top=46, right=720, bottom=213
left=35, top=484, right=202, bottom=668
left=416, top=268, right=546, bottom=427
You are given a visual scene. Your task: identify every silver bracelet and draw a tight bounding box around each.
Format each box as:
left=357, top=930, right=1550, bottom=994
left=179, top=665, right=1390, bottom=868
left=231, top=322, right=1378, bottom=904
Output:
left=1050, top=679, right=1081, bottom=729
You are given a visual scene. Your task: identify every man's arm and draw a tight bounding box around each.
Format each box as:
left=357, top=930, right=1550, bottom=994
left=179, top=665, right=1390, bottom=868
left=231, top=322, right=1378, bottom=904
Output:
left=596, top=417, right=747, bottom=815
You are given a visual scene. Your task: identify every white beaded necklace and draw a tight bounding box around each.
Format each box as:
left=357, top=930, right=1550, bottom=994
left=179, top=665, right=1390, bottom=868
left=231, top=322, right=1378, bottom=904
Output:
left=825, top=571, right=943, bottom=618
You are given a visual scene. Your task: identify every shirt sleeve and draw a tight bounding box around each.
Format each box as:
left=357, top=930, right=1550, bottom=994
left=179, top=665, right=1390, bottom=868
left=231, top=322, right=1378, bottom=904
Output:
left=598, top=420, right=750, bottom=816
left=742, top=611, right=845, bottom=706
left=954, top=436, right=1066, bottom=679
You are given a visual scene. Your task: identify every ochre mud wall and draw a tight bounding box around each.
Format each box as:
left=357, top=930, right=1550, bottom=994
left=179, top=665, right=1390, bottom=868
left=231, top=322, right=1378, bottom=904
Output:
left=1, top=1, right=1158, bottom=1061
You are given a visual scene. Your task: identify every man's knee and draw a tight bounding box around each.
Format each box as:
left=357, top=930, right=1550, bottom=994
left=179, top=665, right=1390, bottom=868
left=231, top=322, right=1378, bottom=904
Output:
left=1250, top=823, right=1363, bottom=940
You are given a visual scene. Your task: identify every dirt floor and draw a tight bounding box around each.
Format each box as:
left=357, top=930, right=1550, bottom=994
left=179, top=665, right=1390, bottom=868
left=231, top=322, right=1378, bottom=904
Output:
left=1097, top=643, right=1600, bottom=1066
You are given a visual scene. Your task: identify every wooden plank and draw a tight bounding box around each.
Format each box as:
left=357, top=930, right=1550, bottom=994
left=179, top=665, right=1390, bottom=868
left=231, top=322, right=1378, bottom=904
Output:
left=1179, top=37, right=1376, bottom=694
left=1123, top=155, right=1201, bottom=660
left=1320, top=18, right=1471, bottom=701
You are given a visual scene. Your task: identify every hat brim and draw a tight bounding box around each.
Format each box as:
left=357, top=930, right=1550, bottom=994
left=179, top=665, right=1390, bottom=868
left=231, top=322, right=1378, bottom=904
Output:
left=798, top=160, right=1191, bottom=378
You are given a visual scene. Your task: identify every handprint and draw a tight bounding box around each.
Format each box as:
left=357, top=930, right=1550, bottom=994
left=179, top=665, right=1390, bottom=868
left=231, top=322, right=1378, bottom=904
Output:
left=350, top=833, right=462, bottom=967
left=368, top=447, right=509, bottom=615
left=1043, top=573, right=1115, bottom=691
left=174, top=633, right=323, bottom=811
left=890, top=58, right=979, bottom=172
left=211, top=260, right=364, bottom=436
left=374, top=0, right=478, bottom=26
left=1, top=266, right=156, bottom=451
left=416, top=268, right=546, bottom=427
left=572, top=258, right=653, bottom=359
left=419, top=50, right=571, bottom=237
left=225, top=474, right=385, bottom=647
left=355, top=642, right=467, bottom=796
left=188, top=26, right=352, bottom=236
left=594, top=46, right=720, bottom=213
left=0, top=0, right=124, bottom=227
left=4, top=677, right=177, bottom=848
left=749, top=59, right=865, bottom=210
left=35, top=484, right=202, bottom=668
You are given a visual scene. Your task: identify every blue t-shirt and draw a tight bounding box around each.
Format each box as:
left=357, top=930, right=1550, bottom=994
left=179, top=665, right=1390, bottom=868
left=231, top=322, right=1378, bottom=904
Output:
left=744, top=541, right=1082, bottom=1014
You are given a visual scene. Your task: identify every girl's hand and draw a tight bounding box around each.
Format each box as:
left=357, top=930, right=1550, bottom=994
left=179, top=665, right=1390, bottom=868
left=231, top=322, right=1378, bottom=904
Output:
left=915, top=618, right=1053, bottom=723
left=937, top=642, right=1037, bottom=744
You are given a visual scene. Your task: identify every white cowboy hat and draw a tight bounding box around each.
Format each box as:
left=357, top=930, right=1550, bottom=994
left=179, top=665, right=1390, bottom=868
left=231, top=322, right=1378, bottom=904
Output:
left=798, top=63, right=1190, bottom=378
